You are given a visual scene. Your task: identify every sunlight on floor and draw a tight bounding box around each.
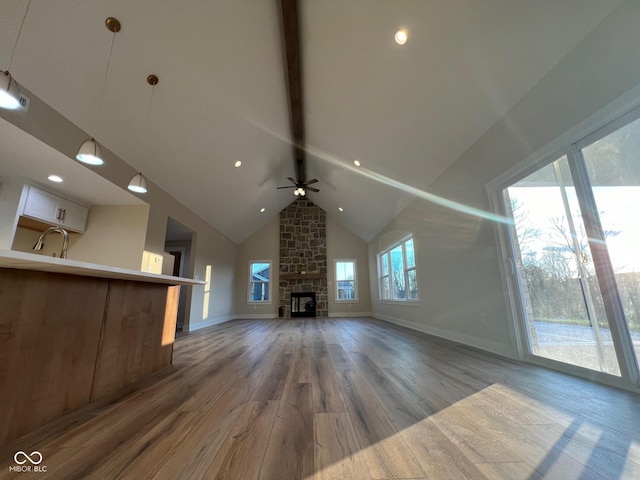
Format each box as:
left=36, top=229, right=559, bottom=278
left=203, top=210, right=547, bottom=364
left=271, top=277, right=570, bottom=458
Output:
left=310, top=382, right=640, bottom=480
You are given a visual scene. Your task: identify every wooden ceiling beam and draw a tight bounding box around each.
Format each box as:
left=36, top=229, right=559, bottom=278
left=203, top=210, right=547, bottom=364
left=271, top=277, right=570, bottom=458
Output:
left=280, top=0, right=306, bottom=182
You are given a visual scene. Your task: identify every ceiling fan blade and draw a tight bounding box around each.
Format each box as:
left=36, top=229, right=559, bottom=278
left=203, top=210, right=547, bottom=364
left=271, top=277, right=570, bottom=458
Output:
left=304, top=179, right=318, bottom=185
left=277, top=186, right=296, bottom=189
left=305, top=186, right=320, bottom=193
left=287, top=177, right=297, bottom=185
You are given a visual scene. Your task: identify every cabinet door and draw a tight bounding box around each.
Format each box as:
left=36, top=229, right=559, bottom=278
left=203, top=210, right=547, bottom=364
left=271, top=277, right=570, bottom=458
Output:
left=21, top=186, right=88, bottom=233
left=59, top=199, right=88, bottom=233
left=22, top=186, right=62, bottom=224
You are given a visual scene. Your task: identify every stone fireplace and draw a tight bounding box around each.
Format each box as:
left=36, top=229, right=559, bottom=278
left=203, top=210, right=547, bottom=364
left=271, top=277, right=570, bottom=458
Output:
left=279, top=199, right=327, bottom=318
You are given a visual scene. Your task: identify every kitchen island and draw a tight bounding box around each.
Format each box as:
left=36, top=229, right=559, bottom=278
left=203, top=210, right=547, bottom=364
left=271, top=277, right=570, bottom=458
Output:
left=0, top=250, right=203, bottom=446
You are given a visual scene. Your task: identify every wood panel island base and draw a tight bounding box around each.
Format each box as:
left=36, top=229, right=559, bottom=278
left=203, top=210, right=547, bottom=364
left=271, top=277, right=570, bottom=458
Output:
left=0, top=251, right=202, bottom=447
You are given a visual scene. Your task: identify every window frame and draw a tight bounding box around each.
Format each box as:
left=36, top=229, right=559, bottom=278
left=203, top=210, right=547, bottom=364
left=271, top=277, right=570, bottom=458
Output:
left=335, top=259, right=358, bottom=302
left=247, top=260, right=272, bottom=304
left=377, top=234, right=419, bottom=302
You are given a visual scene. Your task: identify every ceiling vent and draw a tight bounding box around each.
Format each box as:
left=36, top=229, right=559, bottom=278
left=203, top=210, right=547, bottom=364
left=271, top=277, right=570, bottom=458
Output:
left=18, top=93, right=30, bottom=111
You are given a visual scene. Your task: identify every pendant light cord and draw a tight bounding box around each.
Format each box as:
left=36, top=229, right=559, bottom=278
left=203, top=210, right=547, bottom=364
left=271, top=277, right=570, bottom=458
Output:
left=146, top=85, right=156, bottom=138
left=94, top=31, right=117, bottom=135
left=6, top=0, right=33, bottom=72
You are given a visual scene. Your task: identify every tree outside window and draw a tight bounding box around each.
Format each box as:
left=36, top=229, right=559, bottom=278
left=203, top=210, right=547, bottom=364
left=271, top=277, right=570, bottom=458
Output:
left=378, top=236, right=419, bottom=301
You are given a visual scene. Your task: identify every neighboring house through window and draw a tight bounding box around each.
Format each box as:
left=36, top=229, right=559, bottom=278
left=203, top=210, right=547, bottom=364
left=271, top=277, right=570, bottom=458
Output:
left=335, top=259, right=357, bottom=301
left=377, top=235, right=418, bottom=301
left=249, top=261, right=271, bottom=302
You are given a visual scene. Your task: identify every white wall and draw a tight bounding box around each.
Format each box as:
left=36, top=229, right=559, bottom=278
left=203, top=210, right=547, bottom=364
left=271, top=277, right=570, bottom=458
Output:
left=369, top=0, right=640, bottom=357
left=72, top=205, right=149, bottom=269
left=327, top=216, right=371, bottom=316
left=235, top=215, right=280, bottom=318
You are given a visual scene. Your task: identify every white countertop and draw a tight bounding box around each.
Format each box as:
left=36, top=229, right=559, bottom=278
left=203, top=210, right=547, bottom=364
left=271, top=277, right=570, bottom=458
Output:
left=0, top=249, right=205, bottom=286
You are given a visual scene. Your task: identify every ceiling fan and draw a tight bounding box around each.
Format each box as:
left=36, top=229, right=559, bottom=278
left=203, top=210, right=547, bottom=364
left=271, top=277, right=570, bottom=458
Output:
left=277, top=176, right=319, bottom=196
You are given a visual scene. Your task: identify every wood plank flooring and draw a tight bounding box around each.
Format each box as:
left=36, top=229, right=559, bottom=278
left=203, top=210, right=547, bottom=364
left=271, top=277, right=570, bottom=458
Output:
left=1, top=318, right=639, bottom=479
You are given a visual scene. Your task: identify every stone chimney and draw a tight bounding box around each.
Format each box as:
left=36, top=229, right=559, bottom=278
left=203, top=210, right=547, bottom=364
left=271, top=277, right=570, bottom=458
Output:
left=279, top=199, right=328, bottom=317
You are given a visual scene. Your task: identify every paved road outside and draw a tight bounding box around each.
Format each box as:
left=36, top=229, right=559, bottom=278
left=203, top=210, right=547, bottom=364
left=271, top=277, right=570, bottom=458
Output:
left=534, top=321, right=640, bottom=346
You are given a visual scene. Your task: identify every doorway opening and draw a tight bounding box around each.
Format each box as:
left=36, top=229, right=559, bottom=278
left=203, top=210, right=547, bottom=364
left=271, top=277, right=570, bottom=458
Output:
left=165, top=217, right=195, bottom=332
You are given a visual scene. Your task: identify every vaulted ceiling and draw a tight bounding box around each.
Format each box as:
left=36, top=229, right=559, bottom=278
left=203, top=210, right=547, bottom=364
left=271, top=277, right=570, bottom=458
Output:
left=0, top=0, right=623, bottom=243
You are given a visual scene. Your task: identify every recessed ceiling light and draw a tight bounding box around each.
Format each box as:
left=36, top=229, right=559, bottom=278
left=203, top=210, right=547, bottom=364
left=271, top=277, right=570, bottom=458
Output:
left=234, top=161, right=242, bottom=168
left=353, top=160, right=361, bottom=167
left=260, top=207, right=266, bottom=213
left=48, top=175, right=63, bottom=183
left=338, top=207, right=344, bottom=212
left=395, top=29, right=408, bottom=46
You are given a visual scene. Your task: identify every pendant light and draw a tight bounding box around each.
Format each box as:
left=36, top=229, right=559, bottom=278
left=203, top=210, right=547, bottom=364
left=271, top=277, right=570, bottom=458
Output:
left=128, top=74, right=158, bottom=194
left=76, top=17, right=121, bottom=166
left=0, top=0, right=32, bottom=110
left=128, top=172, right=147, bottom=193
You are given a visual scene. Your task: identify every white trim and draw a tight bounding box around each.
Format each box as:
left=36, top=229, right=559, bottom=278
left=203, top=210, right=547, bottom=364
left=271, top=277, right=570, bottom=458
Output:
left=525, top=354, right=639, bottom=394
left=187, top=315, right=234, bottom=331
left=328, top=312, right=372, bottom=318
left=248, top=259, right=272, bottom=304
left=379, top=300, right=422, bottom=307
left=235, top=313, right=278, bottom=319
left=486, top=188, right=526, bottom=360
left=335, top=258, right=358, bottom=302
left=377, top=234, right=419, bottom=302
left=373, top=313, right=516, bottom=358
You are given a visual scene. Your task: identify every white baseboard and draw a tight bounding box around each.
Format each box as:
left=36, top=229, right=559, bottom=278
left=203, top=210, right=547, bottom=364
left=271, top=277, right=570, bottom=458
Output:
left=328, top=312, right=372, bottom=318
left=372, top=313, right=515, bottom=358
left=234, top=314, right=278, bottom=319
left=187, top=315, right=234, bottom=331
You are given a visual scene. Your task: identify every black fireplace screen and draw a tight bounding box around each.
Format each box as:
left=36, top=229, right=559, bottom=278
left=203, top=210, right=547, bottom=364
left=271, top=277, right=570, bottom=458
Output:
left=291, top=292, right=316, bottom=317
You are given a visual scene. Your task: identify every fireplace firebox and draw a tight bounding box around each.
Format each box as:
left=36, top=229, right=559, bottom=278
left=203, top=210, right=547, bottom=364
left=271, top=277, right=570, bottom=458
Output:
left=291, top=292, right=316, bottom=317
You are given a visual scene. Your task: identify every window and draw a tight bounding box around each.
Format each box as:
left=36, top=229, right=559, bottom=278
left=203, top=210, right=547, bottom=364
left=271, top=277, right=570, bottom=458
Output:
left=335, top=260, right=357, bottom=301
left=378, top=235, right=418, bottom=301
left=248, top=261, right=271, bottom=303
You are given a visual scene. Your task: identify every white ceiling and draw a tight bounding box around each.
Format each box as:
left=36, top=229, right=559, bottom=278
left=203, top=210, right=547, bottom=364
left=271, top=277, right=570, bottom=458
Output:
left=0, top=0, right=623, bottom=243
left=0, top=117, right=146, bottom=207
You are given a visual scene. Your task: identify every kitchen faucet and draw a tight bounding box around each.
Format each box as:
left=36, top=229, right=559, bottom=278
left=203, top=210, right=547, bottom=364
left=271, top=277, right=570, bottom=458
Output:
left=33, top=226, right=70, bottom=259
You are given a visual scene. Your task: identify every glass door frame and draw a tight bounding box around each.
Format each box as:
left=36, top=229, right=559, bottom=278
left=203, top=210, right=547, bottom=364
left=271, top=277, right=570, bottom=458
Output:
left=488, top=105, right=640, bottom=390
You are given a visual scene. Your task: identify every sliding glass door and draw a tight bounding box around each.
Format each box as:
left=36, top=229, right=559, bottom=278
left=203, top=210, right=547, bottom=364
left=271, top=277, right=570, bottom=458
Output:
left=502, top=110, right=640, bottom=383
left=580, top=115, right=640, bottom=373
left=506, top=157, right=619, bottom=374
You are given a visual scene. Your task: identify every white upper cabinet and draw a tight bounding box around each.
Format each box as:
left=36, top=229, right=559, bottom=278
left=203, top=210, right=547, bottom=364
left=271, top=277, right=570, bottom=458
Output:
left=21, top=185, right=88, bottom=233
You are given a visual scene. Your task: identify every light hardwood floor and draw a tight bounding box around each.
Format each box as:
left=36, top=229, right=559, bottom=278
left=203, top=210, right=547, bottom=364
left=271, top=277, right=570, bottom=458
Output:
left=1, top=318, right=639, bottom=479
